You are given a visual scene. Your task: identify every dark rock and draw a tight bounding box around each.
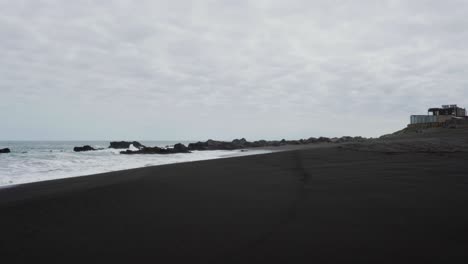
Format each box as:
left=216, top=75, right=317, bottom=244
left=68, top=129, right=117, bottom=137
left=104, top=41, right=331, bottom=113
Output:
left=187, top=141, right=208, bottom=151
left=232, top=138, right=248, bottom=148
left=173, top=143, right=190, bottom=153
left=334, top=136, right=368, bottom=143
left=0, top=148, right=11, bottom=153
left=121, top=144, right=191, bottom=155
left=250, top=140, right=267, bottom=147
left=183, top=135, right=369, bottom=152
left=120, top=147, right=162, bottom=155
left=188, top=139, right=249, bottom=151
left=287, top=140, right=301, bottom=145
left=317, top=137, right=332, bottom=143
left=74, top=145, right=96, bottom=152
left=188, top=140, right=222, bottom=150
left=109, top=141, right=145, bottom=149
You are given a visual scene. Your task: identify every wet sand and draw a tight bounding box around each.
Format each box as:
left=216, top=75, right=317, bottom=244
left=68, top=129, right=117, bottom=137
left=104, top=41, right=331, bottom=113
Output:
left=1, top=129, right=468, bottom=263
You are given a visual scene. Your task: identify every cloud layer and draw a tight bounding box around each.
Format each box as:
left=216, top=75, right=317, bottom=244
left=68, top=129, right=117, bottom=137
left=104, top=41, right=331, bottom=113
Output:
left=1, top=0, right=468, bottom=140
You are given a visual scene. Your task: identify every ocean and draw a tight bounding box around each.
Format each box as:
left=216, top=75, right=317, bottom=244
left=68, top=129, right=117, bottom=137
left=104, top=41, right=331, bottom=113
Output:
left=0, top=141, right=271, bottom=186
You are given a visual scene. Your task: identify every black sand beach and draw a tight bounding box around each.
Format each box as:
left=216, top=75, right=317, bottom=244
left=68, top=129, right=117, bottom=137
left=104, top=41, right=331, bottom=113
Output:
left=2, top=128, right=468, bottom=263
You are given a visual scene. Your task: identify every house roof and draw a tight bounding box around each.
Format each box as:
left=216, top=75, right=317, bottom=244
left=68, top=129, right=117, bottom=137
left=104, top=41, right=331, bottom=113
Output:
left=428, top=107, right=464, bottom=112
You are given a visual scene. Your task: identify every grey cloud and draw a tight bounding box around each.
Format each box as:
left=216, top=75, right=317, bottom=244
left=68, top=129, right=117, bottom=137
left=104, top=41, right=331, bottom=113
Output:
left=1, top=0, right=468, bottom=140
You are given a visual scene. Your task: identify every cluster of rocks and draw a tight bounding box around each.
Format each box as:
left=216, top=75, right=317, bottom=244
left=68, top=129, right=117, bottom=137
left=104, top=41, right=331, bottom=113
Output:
left=187, top=138, right=276, bottom=150
left=0, top=148, right=10, bottom=154
left=330, top=136, right=368, bottom=143
left=186, top=136, right=367, bottom=151
left=120, top=143, right=190, bottom=155
left=73, top=141, right=145, bottom=152
left=109, top=141, right=145, bottom=149
left=73, top=136, right=369, bottom=155
left=0, top=136, right=370, bottom=156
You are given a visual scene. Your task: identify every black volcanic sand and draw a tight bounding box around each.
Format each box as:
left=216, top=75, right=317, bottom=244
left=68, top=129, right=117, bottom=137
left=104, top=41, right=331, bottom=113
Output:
left=2, top=129, right=468, bottom=263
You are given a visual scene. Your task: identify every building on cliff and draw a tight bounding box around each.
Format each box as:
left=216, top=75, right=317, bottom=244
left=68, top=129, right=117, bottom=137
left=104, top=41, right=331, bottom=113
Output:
left=410, top=104, right=467, bottom=125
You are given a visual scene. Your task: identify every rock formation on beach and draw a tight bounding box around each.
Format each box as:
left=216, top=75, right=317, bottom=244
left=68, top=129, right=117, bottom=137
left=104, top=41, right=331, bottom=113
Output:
left=109, top=141, right=145, bottom=149
left=331, top=136, right=367, bottom=143
left=117, top=136, right=369, bottom=155
left=120, top=143, right=191, bottom=155
left=187, top=138, right=291, bottom=150
left=0, top=148, right=11, bottom=153
left=186, top=136, right=366, bottom=151
left=73, top=145, right=97, bottom=152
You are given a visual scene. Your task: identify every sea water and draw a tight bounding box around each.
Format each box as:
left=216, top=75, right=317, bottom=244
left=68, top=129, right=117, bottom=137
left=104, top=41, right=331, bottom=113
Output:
left=0, top=141, right=272, bottom=186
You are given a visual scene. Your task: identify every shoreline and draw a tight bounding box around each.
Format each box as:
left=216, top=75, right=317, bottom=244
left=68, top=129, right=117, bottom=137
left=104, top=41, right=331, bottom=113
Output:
left=0, top=143, right=332, bottom=192
left=2, top=130, right=468, bottom=262
left=0, top=148, right=268, bottom=189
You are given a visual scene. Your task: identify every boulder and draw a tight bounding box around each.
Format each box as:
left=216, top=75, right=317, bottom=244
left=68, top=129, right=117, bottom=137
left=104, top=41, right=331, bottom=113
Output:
left=173, top=143, right=190, bottom=153
left=74, top=145, right=96, bottom=152
left=187, top=141, right=208, bottom=151
left=232, top=138, right=248, bottom=148
left=0, top=148, right=11, bottom=153
left=109, top=141, right=145, bottom=149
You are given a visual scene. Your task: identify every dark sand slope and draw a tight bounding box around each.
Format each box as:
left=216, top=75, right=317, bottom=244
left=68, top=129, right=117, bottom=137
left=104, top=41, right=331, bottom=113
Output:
left=2, top=129, right=468, bottom=263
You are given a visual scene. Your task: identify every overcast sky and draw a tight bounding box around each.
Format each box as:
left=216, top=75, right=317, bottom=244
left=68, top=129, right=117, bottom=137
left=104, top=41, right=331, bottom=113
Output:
left=1, top=0, right=467, bottom=140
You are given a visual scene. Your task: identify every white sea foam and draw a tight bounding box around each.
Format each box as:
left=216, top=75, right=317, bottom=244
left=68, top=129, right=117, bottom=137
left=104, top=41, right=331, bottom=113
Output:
left=0, top=141, right=272, bottom=186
